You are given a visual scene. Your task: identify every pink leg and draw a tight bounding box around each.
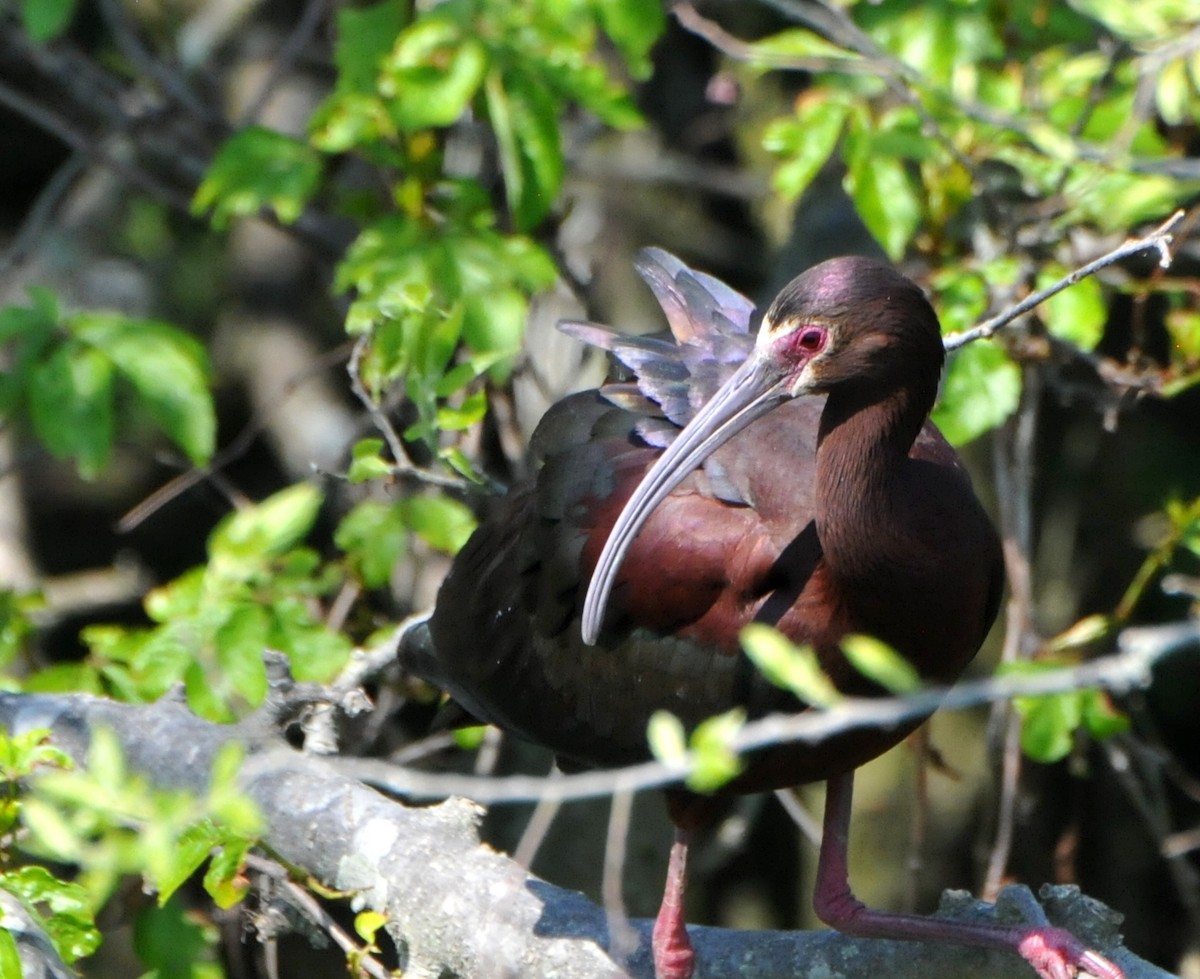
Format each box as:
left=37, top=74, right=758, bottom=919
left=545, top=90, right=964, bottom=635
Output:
left=651, top=828, right=694, bottom=979
left=814, top=771, right=1124, bottom=979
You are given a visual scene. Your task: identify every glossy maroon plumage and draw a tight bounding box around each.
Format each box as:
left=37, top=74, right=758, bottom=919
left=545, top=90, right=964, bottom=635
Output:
left=404, top=250, right=1123, bottom=979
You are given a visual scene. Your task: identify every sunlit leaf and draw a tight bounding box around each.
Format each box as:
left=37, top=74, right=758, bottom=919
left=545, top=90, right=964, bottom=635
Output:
left=740, top=624, right=840, bottom=708
left=193, top=127, right=322, bottom=228
left=841, top=634, right=921, bottom=693
left=932, top=342, right=1020, bottom=445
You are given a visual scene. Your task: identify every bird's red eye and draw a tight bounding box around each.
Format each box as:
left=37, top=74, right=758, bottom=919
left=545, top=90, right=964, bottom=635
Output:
left=796, top=327, right=826, bottom=352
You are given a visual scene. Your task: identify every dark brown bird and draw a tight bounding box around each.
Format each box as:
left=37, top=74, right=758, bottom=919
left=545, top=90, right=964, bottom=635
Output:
left=405, top=250, right=1123, bottom=979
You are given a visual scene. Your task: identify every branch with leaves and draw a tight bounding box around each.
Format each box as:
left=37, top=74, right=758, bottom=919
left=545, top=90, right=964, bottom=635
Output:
left=0, top=651, right=1183, bottom=979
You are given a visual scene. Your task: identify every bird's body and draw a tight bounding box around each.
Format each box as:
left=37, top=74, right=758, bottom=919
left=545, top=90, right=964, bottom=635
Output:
left=429, top=390, right=995, bottom=785
left=406, top=250, right=1123, bottom=979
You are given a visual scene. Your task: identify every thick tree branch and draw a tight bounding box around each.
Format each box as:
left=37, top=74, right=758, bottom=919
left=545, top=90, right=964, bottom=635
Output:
left=0, top=651, right=1184, bottom=978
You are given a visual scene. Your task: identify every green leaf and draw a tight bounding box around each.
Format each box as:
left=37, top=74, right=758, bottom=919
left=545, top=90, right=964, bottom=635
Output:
left=400, top=496, right=477, bottom=554
left=192, top=127, right=322, bottom=228
left=347, top=438, right=395, bottom=484
left=0, top=929, right=20, bottom=977
left=0, top=866, right=99, bottom=962
left=20, top=0, right=77, bottom=41
left=28, top=341, right=114, bottom=479
left=932, top=342, right=1021, bottom=445
left=486, top=68, right=564, bottom=229
left=209, top=484, right=324, bottom=565
left=355, top=909, right=389, bottom=943
left=133, top=898, right=215, bottom=977
left=154, top=821, right=217, bottom=904
left=380, top=17, right=488, bottom=129
left=593, top=0, right=666, bottom=79
left=1037, top=267, right=1107, bottom=352
left=215, top=604, right=271, bottom=708
left=844, top=153, right=921, bottom=261
left=646, top=710, right=688, bottom=768
left=335, top=500, right=407, bottom=588
left=71, top=313, right=215, bottom=465
left=765, top=98, right=849, bottom=202
left=840, top=634, right=921, bottom=694
left=1013, top=691, right=1080, bottom=763
left=740, top=624, right=841, bottom=708
left=271, top=606, right=351, bottom=681
left=687, top=708, right=745, bottom=792
left=436, top=389, right=487, bottom=431
left=334, top=0, right=407, bottom=91
left=204, top=837, right=253, bottom=909
left=1081, top=689, right=1130, bottom=740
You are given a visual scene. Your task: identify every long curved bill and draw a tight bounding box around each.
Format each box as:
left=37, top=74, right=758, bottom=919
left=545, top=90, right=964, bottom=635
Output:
left=581, top=352, right=789, bottom=645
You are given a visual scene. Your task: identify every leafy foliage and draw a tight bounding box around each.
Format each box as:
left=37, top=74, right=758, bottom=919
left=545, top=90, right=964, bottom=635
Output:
left=0, top=289, right=215, bottom=478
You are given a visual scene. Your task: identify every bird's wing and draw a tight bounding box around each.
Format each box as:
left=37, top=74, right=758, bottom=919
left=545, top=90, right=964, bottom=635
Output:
left=559, top=249, right=757, bottom=433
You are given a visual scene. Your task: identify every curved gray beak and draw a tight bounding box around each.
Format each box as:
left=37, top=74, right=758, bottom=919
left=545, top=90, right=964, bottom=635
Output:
left=581, top=352, right=790, bottom=645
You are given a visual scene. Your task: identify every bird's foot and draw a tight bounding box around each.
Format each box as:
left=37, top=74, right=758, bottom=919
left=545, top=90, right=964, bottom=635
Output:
left=649, top=928, right=694, bottom=979
left=1017, top=928, right=1123, bottom=979
left=651, top=831, right=694, bottom=979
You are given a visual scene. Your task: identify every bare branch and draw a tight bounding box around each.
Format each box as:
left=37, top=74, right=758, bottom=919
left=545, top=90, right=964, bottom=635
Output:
left=0, top=685, right=1174, bottom=979
left=378, top=620, right=1194, bottom=806
left=944, top=211, right=1185, bottom=351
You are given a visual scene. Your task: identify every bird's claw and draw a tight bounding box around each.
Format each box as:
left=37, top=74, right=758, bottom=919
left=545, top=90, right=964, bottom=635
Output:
left=1018, top=928, right=1124, bottom=979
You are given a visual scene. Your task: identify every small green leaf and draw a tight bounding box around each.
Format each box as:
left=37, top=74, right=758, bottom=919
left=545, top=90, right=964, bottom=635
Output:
left=845, top=153, right=921, bottom=261
left=1037, top=267, right=1106, bottom=352
left=1081, top=689, right=1130, bottom=741
left=215, top=604, right=271, bottom=708
left=20, top=0, right=77, bottom=41
left=400, top=496, right=477, bottom=554
left=210, top=484, right=324, bottom=564
left=740, top=624, right=841, bottom=708
left=594, top=0, right=666, bottom=79
left=647, top=710, right=689, bottom=768
left=192, top=127, right=322, bottom=228
left=336, top=500, right=407, bottom=588
left=155, top=821, right=217, bottom=904
left=932, top=342, right=1021, bottom=446
left=765, top=98, right=848, bottom=202
left=687, top=708, right=745, bottom=792
left=436, top=389, right=487, bottom=431
left=840, top=634, right=921, bottom=693
left=0, top=929, right=20, bottom=977
left=347, top=438, right=395, bottom=484
left=452, top=725, right=488, bottom=750
left=333, top=0, right=407, bottom=91
left=486, top=68, right=564, bottom=229
left=204, top=837, right=253, bottom=909
left=355, top=909, right=389, bottom=943
left=380, top=18, right=488, bottom=129
left=71, top=313, right=215, bottom=465
left=1013, top=691, right=1080, bottom=763
left=28, top=341, right=115, bottom=478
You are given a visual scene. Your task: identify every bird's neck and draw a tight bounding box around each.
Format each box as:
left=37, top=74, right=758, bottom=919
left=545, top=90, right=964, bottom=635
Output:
left=814, top=384, right=929, bottom=582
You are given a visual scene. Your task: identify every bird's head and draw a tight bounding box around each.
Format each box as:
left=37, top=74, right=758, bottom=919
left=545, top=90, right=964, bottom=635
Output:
left=753, top=255, right=945, bottom=403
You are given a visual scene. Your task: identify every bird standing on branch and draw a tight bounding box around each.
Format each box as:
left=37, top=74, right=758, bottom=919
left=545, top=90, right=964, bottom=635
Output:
left=401, top=250, right=1124, bottom=979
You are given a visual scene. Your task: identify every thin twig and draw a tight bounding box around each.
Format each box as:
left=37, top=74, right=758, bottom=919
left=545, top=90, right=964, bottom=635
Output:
left=0, top=78, right=195, bottom=213
left=602, top=787, right=639, bottom=968
left=239, top=0, right=330, bottom=126
left=117, top=340, right=354, bottom=532
left=347, top=621, right=1195, bottom=806
left=0, top=152, right=86, bottom=280
left=346, top=335, right=475, bottom=493
left=944, top=211, right=1184, bottom=351
left=245, top=854, right=395, bottom=979
left=773, top=787, right=821, bottom=847
left=95, top=0, right=214, bottom=123
left=512, top=764, right=564, bottom=868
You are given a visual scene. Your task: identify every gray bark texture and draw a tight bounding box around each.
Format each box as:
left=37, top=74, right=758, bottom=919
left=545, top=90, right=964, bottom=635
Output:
left=0, top=688, right=1177, bottom=979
